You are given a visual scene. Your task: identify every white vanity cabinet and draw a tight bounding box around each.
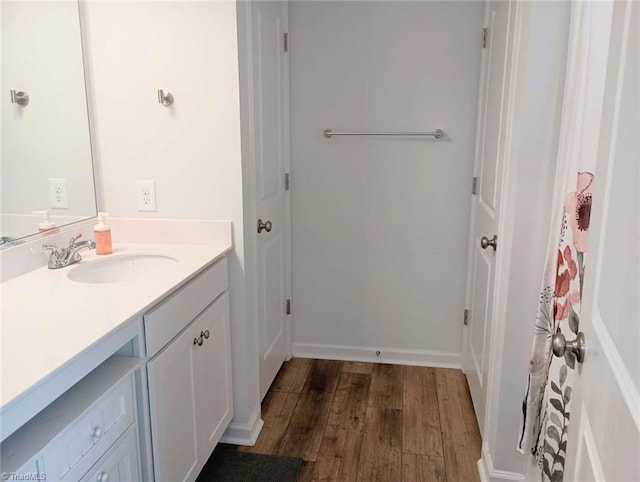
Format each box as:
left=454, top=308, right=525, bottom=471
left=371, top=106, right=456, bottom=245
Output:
left=145, top=258, right=233, bottom=482
left=1, top=241, right=233, bottom=482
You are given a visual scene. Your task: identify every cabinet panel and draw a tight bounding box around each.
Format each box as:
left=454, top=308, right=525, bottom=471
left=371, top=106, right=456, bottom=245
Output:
left=147, top=328, right=199, bottom=482
left=193, top=293, right=233, bottom=460
left=80, top=427, right=141, bottom=482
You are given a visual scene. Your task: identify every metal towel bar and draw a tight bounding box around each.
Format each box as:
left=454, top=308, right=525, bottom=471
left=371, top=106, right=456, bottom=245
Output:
left=323, top=128, right=444, bottom=139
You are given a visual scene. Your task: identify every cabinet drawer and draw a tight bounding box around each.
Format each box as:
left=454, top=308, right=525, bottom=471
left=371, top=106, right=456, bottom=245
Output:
left=144, top=257, right=228, bottom=357
left=80, top=426, right=141, bottom=482
left=10, top=456, right=43, bottom=481
left=41, top=375, right=136, bottom=480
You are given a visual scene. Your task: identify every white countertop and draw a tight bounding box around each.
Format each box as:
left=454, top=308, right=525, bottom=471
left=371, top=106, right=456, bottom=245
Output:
left=0, top=241, right=231, bottom=412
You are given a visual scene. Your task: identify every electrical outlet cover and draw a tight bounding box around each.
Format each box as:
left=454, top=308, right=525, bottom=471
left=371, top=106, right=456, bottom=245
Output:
left=49, top=178, right=69, bottom=209
left=136, top=180, right=157, bottom=211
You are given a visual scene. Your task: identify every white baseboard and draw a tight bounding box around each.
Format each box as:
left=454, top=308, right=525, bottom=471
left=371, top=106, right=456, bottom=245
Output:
left=220, top=405, right=264, bottom=446
left=478, top=456, right=491, bottom=482
left=478, top=443, right=525, bottom=482
left=292, top=342, right=461, bottom=368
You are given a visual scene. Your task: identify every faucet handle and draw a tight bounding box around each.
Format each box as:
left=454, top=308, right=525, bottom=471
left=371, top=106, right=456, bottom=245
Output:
left=68, top=233, right=83, bottom=247
left=42, top=244, right=61, bottom=258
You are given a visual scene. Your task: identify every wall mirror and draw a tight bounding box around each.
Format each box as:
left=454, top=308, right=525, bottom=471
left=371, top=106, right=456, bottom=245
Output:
left=1, top=0, right=97, bottom=246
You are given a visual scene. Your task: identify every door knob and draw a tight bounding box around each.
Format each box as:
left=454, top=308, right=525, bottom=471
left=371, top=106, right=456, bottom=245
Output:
left=257, top=219, right=272, bottom=233
left=552, top=332, right=586, bottom=363
left=480, top=235, right=498, bottom=251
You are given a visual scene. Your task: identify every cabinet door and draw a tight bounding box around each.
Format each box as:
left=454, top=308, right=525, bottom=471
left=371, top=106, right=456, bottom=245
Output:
left=193, top=293, right=233, bottom=461
left=147, top=326, right=199, bottom=482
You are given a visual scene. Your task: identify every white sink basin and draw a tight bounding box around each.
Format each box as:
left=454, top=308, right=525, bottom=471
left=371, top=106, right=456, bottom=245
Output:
left=67, top=254, right=178, bottom=284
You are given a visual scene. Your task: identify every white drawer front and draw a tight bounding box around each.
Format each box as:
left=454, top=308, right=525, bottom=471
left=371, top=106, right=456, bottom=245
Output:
left=42, top=375, right=135, bottom=480
left=80, top=427, right=141, bottom=482
left=11, top=456, right=44, bottom=481
left=144, top=257, right=228, bottom=357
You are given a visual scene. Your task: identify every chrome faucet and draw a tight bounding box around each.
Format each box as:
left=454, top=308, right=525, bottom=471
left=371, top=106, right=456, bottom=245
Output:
left=0, top=236, right=18, bottom=246
left=43, top=234, right=96, bottom=269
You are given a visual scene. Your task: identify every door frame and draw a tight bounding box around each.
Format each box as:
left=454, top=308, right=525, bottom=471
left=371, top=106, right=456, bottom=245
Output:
left=463, top=0, right=569, bottom=477
left=237, top=0, right=293, bottom=391
left=469, top=1, right=579, bottom=478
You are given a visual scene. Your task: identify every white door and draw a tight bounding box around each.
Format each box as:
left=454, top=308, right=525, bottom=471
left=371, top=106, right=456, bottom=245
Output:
left=564, top=1, right=640, bottom=478
left=463, top=0, right=511, bottom=435
left=249, top=1, right=291, bottom=400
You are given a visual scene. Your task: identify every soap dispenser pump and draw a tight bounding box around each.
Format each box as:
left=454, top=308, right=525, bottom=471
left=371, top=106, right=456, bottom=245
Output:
left=33, top=210, right=56, bottom=232
left=94, top=212, right=113, bottom=255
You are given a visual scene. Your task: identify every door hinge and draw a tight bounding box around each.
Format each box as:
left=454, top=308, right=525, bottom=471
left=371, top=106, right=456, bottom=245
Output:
left=284, top=32, right=289, bottom=53
left=472, top=176, right=478, bottom=195
left=285, top=173, right=290, bottom=191
left=286, top=299, right=291, bottom=315
left=482, top=28, right=488, bottom=49
left=463, top=309, right=470, bottom=326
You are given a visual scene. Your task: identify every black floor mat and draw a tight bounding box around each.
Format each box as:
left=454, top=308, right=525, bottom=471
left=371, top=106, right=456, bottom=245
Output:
left=196, top=445, right=302, bottom=482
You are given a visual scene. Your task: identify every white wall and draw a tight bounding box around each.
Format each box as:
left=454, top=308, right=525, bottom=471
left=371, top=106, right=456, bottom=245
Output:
left=483, top=2, right=571, bottom=476
left=290, top=1, right=483, bottom=364
left=83, top=0, right=260, bottom=440
left=1, top=0, right=96, bottom=238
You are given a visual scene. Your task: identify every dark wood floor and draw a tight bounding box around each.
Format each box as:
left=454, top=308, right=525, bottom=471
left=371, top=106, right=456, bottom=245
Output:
left=235, top=358, right=482, bottom=482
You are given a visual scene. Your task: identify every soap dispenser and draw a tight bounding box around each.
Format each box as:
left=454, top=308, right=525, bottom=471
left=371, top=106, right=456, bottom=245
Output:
left=33, top=210, right=57, bottom=232
left=94, top=212, right=113, bottom=255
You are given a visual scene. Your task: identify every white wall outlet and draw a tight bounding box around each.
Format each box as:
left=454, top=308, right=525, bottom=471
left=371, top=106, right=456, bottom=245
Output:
left=136, top=180, right=157, bottom=211
left=49, top=178, right=69, bottom=209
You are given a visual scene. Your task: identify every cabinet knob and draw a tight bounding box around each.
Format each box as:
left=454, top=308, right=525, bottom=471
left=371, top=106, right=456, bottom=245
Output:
left=202, top=330, right=210, bottom=340
left=193, top=336, right=203, bottom=346
left=257, top=219, right=272, bottom=233
left=96, top=471, right=110, bottom=482
left=91, top=426, right=104, bottom=440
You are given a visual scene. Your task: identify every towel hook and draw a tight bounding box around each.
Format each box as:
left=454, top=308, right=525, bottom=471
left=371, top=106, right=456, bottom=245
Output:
left=157, top=89, right=174, bottom=106
left=10, top=90, right=29, bottom=107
